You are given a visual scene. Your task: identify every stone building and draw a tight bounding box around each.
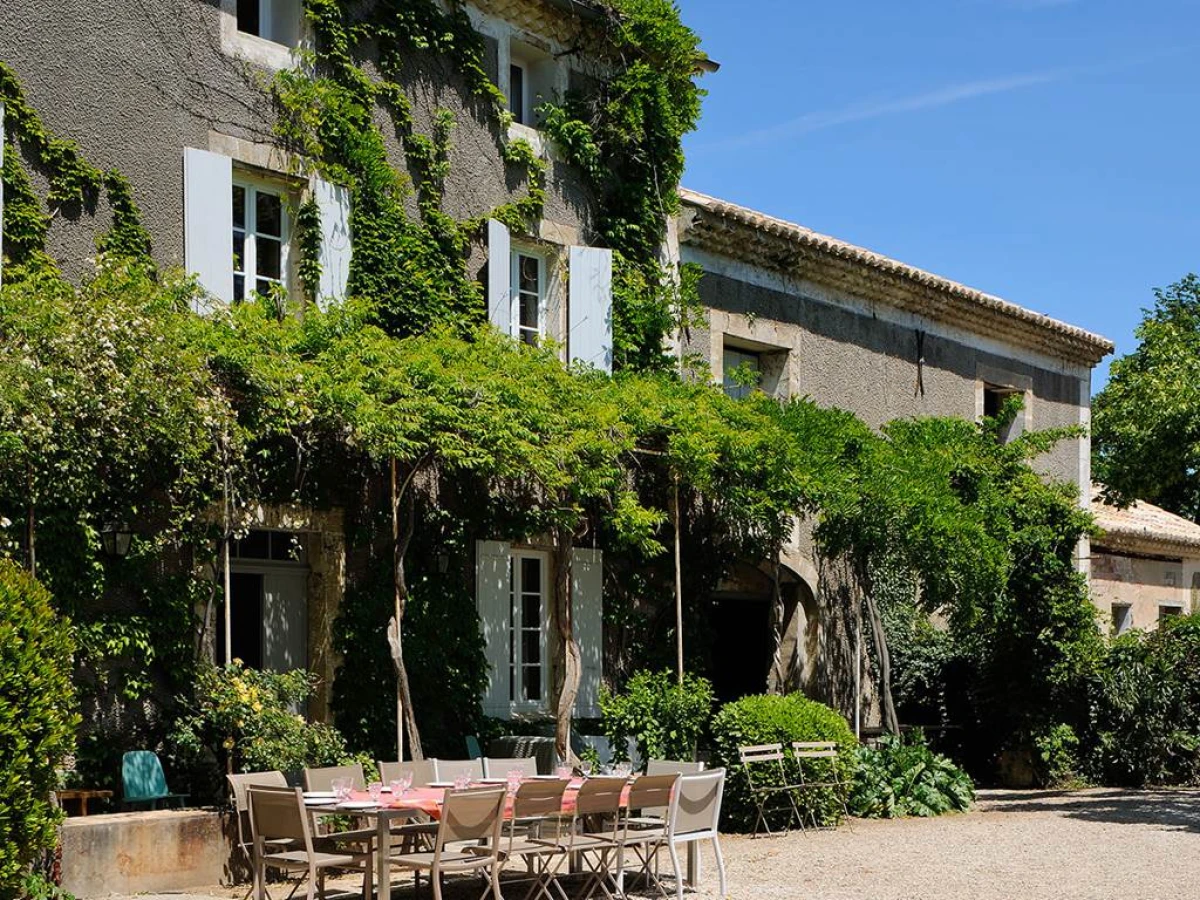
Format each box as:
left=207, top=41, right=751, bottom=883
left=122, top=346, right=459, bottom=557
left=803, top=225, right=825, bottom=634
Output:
left=1090, top=486, right=1200, bottom=634
left=672, top=188, right=1115, bottom=701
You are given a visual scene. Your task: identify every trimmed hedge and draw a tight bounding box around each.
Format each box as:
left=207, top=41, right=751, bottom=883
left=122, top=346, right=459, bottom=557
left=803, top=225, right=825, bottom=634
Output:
left=710, top=693, right=856, bottom=831
left=0, top=562, right=79, bottom=893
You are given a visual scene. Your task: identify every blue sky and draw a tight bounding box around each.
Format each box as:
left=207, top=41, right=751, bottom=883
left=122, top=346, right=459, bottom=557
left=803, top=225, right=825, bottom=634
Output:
left=680, top=0, right=1200, bottom=391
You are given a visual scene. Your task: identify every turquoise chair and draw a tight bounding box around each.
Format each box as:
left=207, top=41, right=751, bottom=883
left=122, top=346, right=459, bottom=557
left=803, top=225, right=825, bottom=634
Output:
left=465, top=735, right=483, bottom=760
left=121, top=751, right=188, bottom=810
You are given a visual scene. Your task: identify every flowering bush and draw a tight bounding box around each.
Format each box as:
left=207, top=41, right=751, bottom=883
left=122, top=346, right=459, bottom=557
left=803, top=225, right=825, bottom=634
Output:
left=171, top=661, right=353, bottom=776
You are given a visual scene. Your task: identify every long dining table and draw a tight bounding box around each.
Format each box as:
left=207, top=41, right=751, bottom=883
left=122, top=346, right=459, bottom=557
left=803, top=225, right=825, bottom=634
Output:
left=303, top=777, right=698, bottom=899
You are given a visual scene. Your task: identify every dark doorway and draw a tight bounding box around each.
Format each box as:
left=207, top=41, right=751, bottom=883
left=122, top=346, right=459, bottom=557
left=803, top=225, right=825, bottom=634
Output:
left=229, top=572, right=264, bottom=668
left=711, top=596, right=771, bottom=703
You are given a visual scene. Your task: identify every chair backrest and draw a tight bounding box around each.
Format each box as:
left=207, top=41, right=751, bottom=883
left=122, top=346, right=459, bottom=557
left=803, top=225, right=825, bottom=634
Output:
left=512, top=778, right=569, bottom=819
left=483, top=756, right=538, bottom=779
left=738, top=743, right=785, bottom=765
left=646, top=759, right=705, bottom=776
left=248, top=785, right=313, bottom=851
left=626, top=773, right=678, bottom=816
left=227, top=771, right=287, bottom=850
left=379, top=760, right=437, bottom=787
left=668, top=769, right=725, bottom=839
left=792, top=741, right=839, bottom=759
left=434, top=758, right=484, bottom=783
left=466, top=735, right=484, bottom=759
left=574, top=776, right=626, bottom=818
left=122, top=751, right=169, bottom=802
left=436, top=787, right=506, bottom=849
left=304, top=763, right=364, bottom=792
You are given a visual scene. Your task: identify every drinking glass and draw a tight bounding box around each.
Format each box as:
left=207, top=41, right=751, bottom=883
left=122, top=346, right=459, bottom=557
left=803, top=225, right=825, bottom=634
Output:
left=507, top=768, right=523, bottom=795
left=368, top=781, right=383, bottom=804
left=332, top=777, right=352, bottom=802
left=390, top=773, right=412, bottom=797
left=614, top=762, right=632, bottom=779
left=555, top=764, right=573, bottom=780
left=454, top=772, right=471, bottom=791
left=580, top=760, right=594, bottom=777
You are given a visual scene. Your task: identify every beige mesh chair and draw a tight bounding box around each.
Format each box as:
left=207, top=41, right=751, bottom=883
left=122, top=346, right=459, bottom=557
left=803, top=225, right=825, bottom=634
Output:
left=630, top=761, right=704, bottom=828
left=303, top=763, right=364, bottom=792
left=483, top=756, right=538, bottom=779
left=388, top=786, right=507, bottom=900
left=228, top=771, right=288, bottom=900
left=737, top=744, right=803, bottom=837
left=658, top=769, right=727, bottom=900
left=379, top=759, right=437, bottom=787
left=791, top=741, right=851, bottom=828
left=246, top=785, right=373, bottom=900
left=433, top=758, right=485, bottom=783
left=533, top=776, right=627, bottom=900
left=495, top=778, right=571, bottom=900
left=616, top=773, right=679, bottom=895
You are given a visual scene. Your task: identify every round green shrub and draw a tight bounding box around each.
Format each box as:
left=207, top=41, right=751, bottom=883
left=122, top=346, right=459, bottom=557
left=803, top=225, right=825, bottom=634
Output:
left=0, top=561, right=79, bottom=893
left=710, top=693, right=856, bottom=831
left=601, top=669, right=714, bottom=765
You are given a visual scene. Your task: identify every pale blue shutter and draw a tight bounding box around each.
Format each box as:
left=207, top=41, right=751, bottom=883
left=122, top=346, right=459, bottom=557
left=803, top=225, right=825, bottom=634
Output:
left=568, top=246, right=613, bottom=373
left=183, top=148, right=234, bottom=305
left=314, top=177, right=351, bottom=309
left=476, top=540, right=512, bottom=718
left=487, top=219, right=512, bottom=334
left=572, top=548, right=604, bottom=718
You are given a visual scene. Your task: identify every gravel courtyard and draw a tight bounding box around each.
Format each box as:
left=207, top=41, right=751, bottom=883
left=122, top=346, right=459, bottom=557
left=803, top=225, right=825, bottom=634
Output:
left=129, top=788, right=1200, bottom=900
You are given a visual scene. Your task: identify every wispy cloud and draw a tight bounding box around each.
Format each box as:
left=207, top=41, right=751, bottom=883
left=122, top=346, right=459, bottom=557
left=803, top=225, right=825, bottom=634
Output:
left=705, top=70, right=1065, bottom=151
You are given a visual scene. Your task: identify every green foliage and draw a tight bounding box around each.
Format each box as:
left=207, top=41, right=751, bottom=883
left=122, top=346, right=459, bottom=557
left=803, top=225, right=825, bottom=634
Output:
left=0, top=562, right=79, bottom=893
left=1094, top=274, right=1200, bottom=519
left=170, top=662, right=352, bottom=777
left=1033, top=723, right=1081, bottom=788
left=850, top=732, right=974, bottom=818
left=710, top=693, right=856, bottom=831
left=1084, top=614, right=1200, bottom=786
left=599, top=669, right=714, bottom=764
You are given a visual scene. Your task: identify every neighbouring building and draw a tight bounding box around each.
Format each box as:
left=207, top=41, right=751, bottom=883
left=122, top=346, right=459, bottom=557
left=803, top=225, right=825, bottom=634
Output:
left=673, top=188, right=1115, bottom=703
left=1090, top=486, right=1200, bottom=634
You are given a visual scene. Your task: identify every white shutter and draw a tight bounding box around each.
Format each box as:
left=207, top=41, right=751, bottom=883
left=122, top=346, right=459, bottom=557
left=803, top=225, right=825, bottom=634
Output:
left=261, top=570, right=308, bottom=674
left=476, top=540, right=512, bottom=718
left=568, top=246, right=613, bottom=374
left=183, top=148, right=234, bottom=305
left=486, top=219, right=512, bottom=334
left=314, top=177, right=351, bottom=309
left=572, top=547, right=604, bottom=718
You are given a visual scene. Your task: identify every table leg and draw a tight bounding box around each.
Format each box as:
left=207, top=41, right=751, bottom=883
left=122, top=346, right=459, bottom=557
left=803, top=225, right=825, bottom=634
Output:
left=376, top=814, right=390, bottom=899
left=80, top=797, right=89, bottom=817
left=686, top=841, right=700, bottom=886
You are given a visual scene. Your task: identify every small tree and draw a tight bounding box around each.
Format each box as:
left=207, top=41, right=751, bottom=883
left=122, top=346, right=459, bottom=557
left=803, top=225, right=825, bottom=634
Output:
left=0, top=561, right=78, bottom=893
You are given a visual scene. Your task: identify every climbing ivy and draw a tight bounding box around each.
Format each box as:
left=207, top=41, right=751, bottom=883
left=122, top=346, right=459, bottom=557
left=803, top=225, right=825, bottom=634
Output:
left=0, top=61, right=153, bottom=271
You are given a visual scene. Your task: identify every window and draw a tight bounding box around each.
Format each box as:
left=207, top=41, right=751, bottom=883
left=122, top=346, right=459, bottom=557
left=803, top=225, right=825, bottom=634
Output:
left=509, top=63, right=527, bottom=125
left=723, top=347, right=762, bottom=400
left=1159, top=605, right=1183, bottom=624
left=511, top=251, right=544, bottom=345
left=509, top=552, right=547, bottom=706
left=232, top=179, right=288, bottom=302
left=1111, top=603, right=1133, bottom=636
left=236, top=0, right=302, bottom=46
left=982, top=383, right=1025, bottom=443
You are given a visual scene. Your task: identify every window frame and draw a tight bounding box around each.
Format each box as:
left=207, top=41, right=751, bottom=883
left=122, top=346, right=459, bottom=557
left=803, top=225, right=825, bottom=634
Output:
left=232, top=173, right=291, bottom=303
left=235, top=0, right=301, bottom=47
left=1111, top=603, right=1133, bottom=636
left=508, top=549, right=549, bottom=711
left=509, top=60, right=529, bottom=126
left=510, top=248, right=547, bottom=345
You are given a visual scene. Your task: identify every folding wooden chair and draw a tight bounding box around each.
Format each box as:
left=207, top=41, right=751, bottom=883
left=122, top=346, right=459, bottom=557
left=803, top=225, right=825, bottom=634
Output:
left=737, top=744, right=804, bottom=837
left=533, top=776, right=626, bottom=900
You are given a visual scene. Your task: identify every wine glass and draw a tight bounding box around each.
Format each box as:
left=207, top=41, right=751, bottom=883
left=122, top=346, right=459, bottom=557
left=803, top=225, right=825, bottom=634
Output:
left=368, top=781, right=383, bottom=804
left=390, top=772, right=413, bottom=797
left=580, top=760, right=594, bottom=777
left=555, top=764, right=573, bottom=780
left=507, top=768, right=524, bottom=796
left=332, top=777, right=352, bottom=802
left=614, top=762, right=632, bottom=779
left=454, top=772, right=472, bottom=791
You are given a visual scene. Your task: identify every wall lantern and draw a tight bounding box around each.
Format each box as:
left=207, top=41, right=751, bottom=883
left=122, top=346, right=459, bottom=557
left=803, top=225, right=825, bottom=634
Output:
left=100, top=524, right=134, bottom=559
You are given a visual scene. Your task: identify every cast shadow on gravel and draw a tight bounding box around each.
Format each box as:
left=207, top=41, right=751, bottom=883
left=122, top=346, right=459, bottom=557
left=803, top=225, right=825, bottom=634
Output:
left=978, top=788, right=1200, bottom=834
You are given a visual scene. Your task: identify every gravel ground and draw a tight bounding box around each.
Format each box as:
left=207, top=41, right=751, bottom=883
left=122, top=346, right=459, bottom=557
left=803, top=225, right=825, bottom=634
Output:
left=120, top=788, right=1200, bottom=900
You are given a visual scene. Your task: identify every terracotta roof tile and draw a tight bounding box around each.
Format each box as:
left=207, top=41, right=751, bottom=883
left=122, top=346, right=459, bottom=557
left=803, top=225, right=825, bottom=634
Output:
left=1090, top=485, right=1200, bottom=553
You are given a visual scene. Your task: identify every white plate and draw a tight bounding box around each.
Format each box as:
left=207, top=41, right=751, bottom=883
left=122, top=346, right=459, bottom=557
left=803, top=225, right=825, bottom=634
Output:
left=428, top=781, right=455, bottom=788
left=303, top=791, right=337, bottom=798
left=338, top=801, right=378, bottom=810
left=304, top=797, right=334, bottom=806
left=531, top=774, right=564, bottom=780
left=478, top=778, right=508, bottom=784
